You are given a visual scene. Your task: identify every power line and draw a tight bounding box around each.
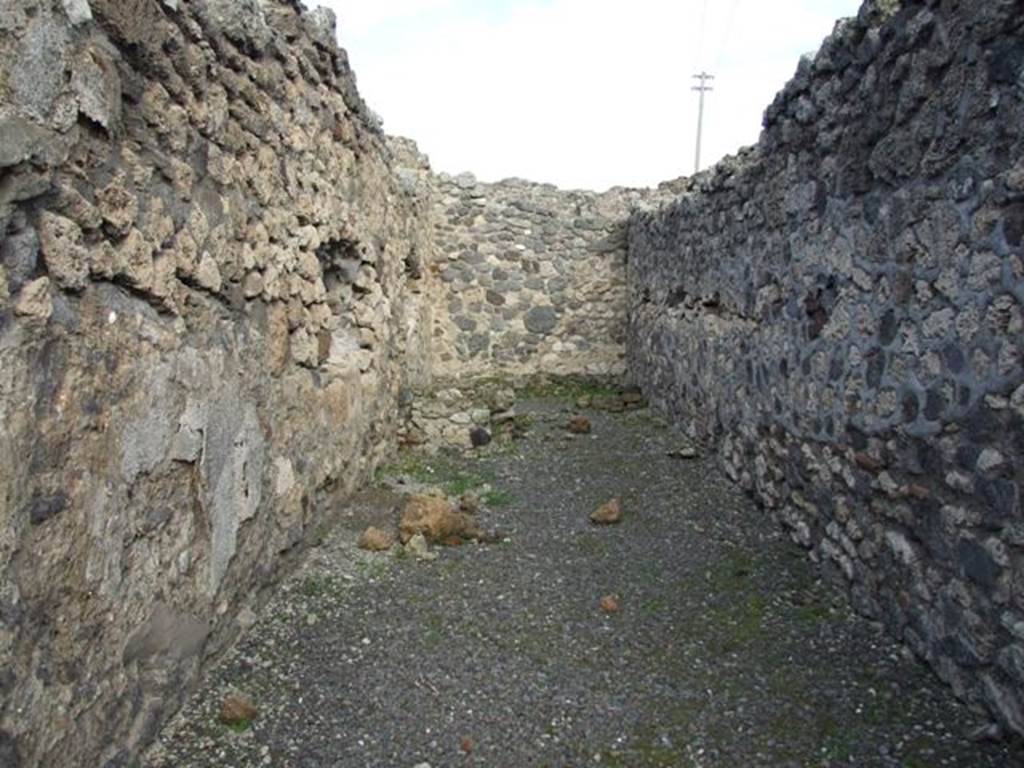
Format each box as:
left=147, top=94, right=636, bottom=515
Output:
left=692, top=71, right=714, bottom=174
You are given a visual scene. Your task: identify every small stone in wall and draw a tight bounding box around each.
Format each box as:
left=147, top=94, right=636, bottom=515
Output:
left=591, top=395, right=626, bottom=413
left=38, top=212, right=89, bottom=291
left=524, top=305, right=558, bottom=335
left=977, top=449, right=1005, bottom=473
left=62, top=0, right=93, bottom=25
left=470, top=427, right=491, bottom=447
left=96, top=179, right=137, bottom=235
left=590, top=498, right=623, bottom=525
left=14, top=277, right=52, bottom=320
left=854, top=452, right=883, bottom=472
left=621, top=391, right=646, bottom=409
left=357, top=527, right=394, bottom=552
left=487, top=388, right=516, bottom=413
left=492, top=410, right=516, bottom=425
left=242, top=271, right=264, bottom=298
left=0, top=225, right=40, bottom=293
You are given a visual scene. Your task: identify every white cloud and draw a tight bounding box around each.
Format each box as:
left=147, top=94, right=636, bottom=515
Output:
left=317, top=0, right=864, bottom=190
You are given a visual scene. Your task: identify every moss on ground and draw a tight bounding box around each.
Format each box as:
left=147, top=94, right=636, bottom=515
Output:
left=375, top=453, right=516, bottom=507
left=516, top=375, right=624, bottom=403
left=300, top=574, right=344, bottom=598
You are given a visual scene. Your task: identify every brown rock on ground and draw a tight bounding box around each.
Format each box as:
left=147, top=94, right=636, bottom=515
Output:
left=218, top=695, right=258, bottom=726
left=590, top=498, right=623, bottom=525
left=567, top=414, right=592, bottom=434
left=599, top=595, right=621, bottom=613
left=399, top=494, right=483, bottom=544
left=357, top=526, right=394, bottom=552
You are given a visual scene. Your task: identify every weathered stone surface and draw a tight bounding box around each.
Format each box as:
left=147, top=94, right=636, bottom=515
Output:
left=0, top=2, right=436, bottom=766
left=628, top=0, right=1024, bottom=738
left=38, top=212, right=89, bottom=290
left=198, top=0, right=271, bottom=53
left=13, top=276, right=52, bottom=319
left=0, top=114, right=58, bottom=169
left=424, top=172, right=669, bottom=379
left=61, top=0, right=93, bottom=26
left=71, top=41, right=122, bottom=131
left=0, top=0, right=1021, bottom=760
left=9, top=11, right=72, bottom=126
left=122, top=603, right=209, bottom=664
left=0, top=223, right=40, bottom=291
left=524, top=305, right=559, bottom=335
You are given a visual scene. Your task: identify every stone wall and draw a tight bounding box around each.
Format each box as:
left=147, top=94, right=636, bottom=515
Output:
left=629, top=0, right=1024, bottom=735
left=427, top=173, right=648, bottom=379
left=5, top=0, right=1024, bottom=760
left=0, top=2, right=435, bottom=766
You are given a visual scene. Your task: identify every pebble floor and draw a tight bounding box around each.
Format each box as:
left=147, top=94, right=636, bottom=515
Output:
left=146, top=399, right=1021, bottom=767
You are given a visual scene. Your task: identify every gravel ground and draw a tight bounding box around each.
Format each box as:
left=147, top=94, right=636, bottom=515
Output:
left=145, top=397, right=1021, bottom=767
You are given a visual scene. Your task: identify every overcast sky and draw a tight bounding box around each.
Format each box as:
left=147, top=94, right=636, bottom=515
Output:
left=316, top=0, right=864, bottom=191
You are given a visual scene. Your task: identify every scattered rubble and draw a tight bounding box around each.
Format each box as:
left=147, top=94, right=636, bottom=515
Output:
left=567, top=415, right=592, bottom=434
left=399, top=493, right=486, bottom=545
left=599, top=595, right=621, bottom=614
left=357, top=527, right=395, bottom=552
left=218, top=695, right=258, bottom=727
left=404, top=533, right=437, bottom=561
left=590, top=498, right=623, bottom=525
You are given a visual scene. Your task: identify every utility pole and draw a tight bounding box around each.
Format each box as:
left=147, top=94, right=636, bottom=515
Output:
left=692, top=71, right=714, bottom=174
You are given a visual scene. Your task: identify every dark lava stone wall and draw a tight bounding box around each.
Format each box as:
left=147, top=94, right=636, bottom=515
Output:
left=628, top=0, right=1024, bottom=734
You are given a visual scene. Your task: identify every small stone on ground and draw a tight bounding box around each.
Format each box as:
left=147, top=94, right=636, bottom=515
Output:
left=590, top=498, right=623, bottom=525
left=567, top=414, right=591, bottom=434
left=599, top=594, right=621, bottom=613
left=218, top=695, right=258, bottom=726
left=357, top=526, right=393, bottom=552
